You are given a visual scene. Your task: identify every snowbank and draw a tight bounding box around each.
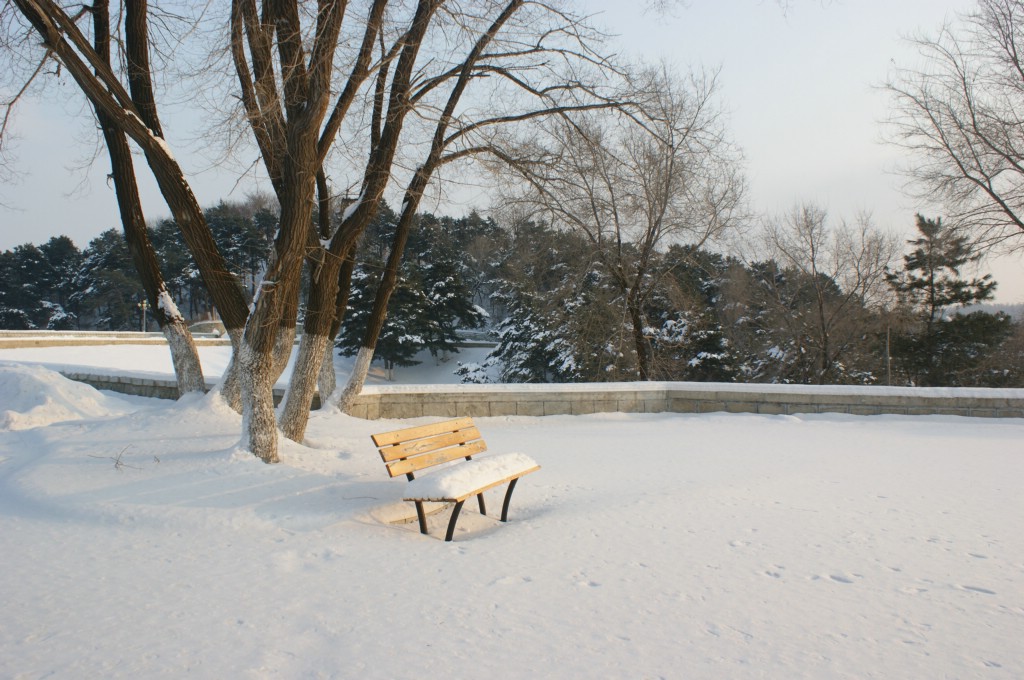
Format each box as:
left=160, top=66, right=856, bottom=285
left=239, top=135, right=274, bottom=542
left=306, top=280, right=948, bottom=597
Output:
left=0, top=362, right=139, bottom=430
left=0, top=363, right=1022, bottom=679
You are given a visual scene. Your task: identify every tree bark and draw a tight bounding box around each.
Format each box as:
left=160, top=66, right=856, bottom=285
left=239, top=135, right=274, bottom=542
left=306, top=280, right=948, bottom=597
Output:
left=279, top=249, right=338, bottom=440
left=93, top=0, right=205, bottom=396
left=331, top=345, right=375, bottom=412
left=335, top=178, right=425, bottom=413
left=123, top=0, right=251, bottom=339
left=627, top=297, right=652, bottom=381
left=317, top=342, right=336, bottom=405
left=318, top=252, right=357, bottom=404
left=12, top=0, right=254, bottom=341
left=230, top=0, right=349, bottom=462
left=276, top=0, right=439, bottom=433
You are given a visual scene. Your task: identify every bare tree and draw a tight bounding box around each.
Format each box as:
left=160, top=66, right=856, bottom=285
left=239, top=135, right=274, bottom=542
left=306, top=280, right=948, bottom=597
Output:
left=91, top=0, right=205, bottom=395
left=499, top=65, right=746, bottom=380
left=2, top=0, right=212, bottom=395
left=322, top=2, right=626, bottom=417
left=759, top=204, right=899, bottom=384
left=4, top=1, right=631, bottom=461
left=885, top=0, right=1024, bottom=253
left=6, top=0, right=252, bottom=330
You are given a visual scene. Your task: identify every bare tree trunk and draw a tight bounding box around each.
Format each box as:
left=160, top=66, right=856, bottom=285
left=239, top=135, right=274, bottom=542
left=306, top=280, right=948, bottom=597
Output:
left=238, top=340, right=277, bottom=460
left=333, top=193, right=417, bottom=411
left=317, top=342, right=336, bottom=404
left=276, top=1, right=432, bottom=431
left=94, top=0, right=205, bottom=396
left=214, top=328, right=244, bottom=410
left=271, top=274, right=300, bottom=381
left=279, top=328, right=330, bottom=440
left=279, top=257, right=337, bottom=439
left=123, top=0, right=251, bottom=340
left=332, top=345, right=375, bottom=412
left=627, top=298, right=653, bottom=381
left=315, top=250, right=356, bottom=406
left=15, top=0, right=251, bottom=400
left=278, top=178, right=345, bottom=438
left=164, top=315, right=206, bottom=394
left=333, top=2, right=531, bottom=411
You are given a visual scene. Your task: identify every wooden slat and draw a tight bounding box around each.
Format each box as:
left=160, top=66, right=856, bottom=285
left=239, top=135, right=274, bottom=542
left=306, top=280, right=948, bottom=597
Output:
left=404, top=465, right=541, bottom=503
left=386, top=439, right=488, bottom=478
left=377, top=427, right=483, bottom=462
left=371, top=417, right=476, bottom=447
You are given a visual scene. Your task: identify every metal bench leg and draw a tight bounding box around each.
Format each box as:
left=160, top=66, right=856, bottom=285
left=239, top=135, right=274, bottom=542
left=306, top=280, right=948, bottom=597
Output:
left=477, top=493, right=487, bottom=516
left=500, top=478, right=520, bottom=522
left=415, top=501, right=428, bottom=535
left=445, top=500, right=466, bottom=542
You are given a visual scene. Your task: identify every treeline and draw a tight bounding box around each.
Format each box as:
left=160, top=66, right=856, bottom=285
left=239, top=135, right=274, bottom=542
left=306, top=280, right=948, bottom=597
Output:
left=454, top=213, right=1023, bottom=388
left=3, top=200, right=1022, bottom=388
left=0, top=197, right=276, bottom=331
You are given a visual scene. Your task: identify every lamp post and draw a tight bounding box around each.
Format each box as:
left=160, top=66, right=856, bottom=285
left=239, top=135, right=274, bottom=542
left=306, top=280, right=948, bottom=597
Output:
left=138, top=298, right=149, bottom=333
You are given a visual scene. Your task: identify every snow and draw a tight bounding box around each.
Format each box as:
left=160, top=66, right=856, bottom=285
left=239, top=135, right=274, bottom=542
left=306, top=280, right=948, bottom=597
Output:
left=0, top=343, right=489, bottom=386
left=404, top=452, right=539, bottom=500
left=156, top=290, right=182, bottom=321
left=0, top=362, right=138, bottom=430
left=342, top=189, right=366, bottom=223
left=1, top=354, right=1023, bottom=678
left=125, top=111, right=176, bottom=161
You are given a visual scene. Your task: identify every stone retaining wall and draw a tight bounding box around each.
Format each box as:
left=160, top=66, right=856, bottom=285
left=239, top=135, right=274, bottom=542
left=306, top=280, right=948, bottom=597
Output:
left=0, top=331, right=229, bottom=348
left=59, top=372, right=1024, bottom=419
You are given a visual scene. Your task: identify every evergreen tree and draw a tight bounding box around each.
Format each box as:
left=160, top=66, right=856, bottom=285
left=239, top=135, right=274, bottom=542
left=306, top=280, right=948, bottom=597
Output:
left=336, top=264, right=428, bottom=378
left=486, top=283, right=580, bottom=382
left=415, top=217, right=486, bottom=358
left=0, top=240, right=84, bottom=330
left=151, top=218, right=209, bottom=320
left=648, top=246, right=738, bottom=382
left=887, top=215, right=1010, bottom=385
left=887, top=216, right=996, bottom=328
left=73, top=229, right=144, bottom=331
left=0, top=245, right=45, bottom=328
left=205, top=201, right=275, bottom=296
left=339, top=205, right=489, bottom=379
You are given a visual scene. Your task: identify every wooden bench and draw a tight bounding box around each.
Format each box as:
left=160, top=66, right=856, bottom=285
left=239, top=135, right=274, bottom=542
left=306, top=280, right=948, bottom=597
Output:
left=372, top=417, right=540, bottom=541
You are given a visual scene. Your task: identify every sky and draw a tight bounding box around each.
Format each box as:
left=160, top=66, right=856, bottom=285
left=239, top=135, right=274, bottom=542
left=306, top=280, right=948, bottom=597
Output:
left=2, top=0, right=1022, bottom=302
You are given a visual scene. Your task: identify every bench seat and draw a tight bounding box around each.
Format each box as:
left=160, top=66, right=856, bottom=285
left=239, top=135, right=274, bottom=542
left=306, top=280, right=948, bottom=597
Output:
left=404, top=452, right=540, bottom=502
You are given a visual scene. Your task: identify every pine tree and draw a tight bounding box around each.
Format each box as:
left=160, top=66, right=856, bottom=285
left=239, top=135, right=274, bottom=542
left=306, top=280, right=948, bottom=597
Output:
left=415, top=218, right=486, bottom=359
left=336, top=264, right=429, bottom=379
left=38, top=236, right=84, bottom=329
left=73, top=229, right=144, bottom=331
left=0, top=245, right=45, bottom=328
left=486, top=283, right=575, bottom=383
left=887, top=215, right=1010, bottom=385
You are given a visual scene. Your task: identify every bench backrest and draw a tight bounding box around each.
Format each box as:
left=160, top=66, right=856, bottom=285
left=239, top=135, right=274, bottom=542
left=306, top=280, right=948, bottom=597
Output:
left=372, top=417, right=487, bottom=479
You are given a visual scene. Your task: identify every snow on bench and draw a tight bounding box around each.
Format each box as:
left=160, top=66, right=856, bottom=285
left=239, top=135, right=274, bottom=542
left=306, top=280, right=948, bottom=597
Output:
left=372, top=417, right=540, bottom=541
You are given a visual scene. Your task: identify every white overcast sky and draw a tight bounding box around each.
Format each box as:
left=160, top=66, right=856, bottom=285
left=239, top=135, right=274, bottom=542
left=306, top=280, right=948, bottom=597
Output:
left=2, top=0, right=1022, bottom=302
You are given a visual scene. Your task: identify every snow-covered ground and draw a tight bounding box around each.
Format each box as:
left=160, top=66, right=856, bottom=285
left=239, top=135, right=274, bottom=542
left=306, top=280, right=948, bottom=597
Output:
left=1, top=352, right=1022, bottom=679
left=0, top=342, right=490, bottom=386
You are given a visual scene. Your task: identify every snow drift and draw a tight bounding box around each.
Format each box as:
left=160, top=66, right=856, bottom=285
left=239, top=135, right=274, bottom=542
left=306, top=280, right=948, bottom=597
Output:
left=0, top=361, right=138, bottom=430
left=0, top=361, right=1021, bottom=679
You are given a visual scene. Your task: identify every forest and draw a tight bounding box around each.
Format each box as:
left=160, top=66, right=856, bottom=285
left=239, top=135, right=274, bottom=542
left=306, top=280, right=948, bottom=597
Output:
left=3, top=197, right=1021, bottom=389
left=4, top=1, right=1024, bottom=462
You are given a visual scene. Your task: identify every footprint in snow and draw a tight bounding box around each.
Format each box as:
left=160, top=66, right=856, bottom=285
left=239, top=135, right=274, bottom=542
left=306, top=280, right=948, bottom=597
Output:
left=811, top=573, right=862, bottom=584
